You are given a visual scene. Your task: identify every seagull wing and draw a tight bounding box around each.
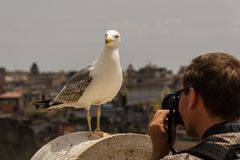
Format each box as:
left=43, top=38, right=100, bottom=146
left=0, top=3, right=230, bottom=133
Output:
left=51, top=65, right=93, bottom=104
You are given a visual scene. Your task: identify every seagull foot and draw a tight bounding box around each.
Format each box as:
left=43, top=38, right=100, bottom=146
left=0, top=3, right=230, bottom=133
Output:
left=94, top=130, right=109, bottom=138
left=88, top=132, right=102, bottom=140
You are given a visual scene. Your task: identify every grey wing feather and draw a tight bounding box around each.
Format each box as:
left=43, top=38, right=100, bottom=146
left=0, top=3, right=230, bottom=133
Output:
left=51, top=66, right=93, bottom=104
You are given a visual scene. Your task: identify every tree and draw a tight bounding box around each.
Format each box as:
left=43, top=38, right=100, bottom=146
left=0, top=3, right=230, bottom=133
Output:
left=30, top=62, right=40, bottom=75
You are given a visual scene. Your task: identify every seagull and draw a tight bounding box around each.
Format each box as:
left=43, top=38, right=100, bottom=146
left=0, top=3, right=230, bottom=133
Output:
left=33, top=30, right=123, bottom=139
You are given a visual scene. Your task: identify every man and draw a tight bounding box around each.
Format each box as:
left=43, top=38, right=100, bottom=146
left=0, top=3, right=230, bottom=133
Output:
left=149, top=52, right=240, bottom=159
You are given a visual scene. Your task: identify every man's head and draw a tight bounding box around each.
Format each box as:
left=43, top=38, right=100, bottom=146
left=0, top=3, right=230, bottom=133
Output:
left=182, top=52, right=240, bottom=122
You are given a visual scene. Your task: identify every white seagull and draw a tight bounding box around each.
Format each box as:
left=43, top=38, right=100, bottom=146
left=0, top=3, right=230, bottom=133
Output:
left=33, top=30, right=123, bottom=139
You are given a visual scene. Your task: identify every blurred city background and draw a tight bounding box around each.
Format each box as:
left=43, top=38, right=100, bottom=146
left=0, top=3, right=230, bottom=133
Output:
left=0, top=63, right=197, bottom=159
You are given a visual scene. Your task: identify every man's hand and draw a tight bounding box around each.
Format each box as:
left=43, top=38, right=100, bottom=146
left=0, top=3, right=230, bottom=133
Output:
left=148, top=109, right=176, bottom=160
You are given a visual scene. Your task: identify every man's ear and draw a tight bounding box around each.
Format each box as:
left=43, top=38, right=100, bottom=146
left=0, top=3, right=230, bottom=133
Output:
left=188, top=87, right=198, bottom=109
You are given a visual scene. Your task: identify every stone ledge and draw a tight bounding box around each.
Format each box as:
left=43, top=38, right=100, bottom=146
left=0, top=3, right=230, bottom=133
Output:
left=31, top=132, right=152, bottom=160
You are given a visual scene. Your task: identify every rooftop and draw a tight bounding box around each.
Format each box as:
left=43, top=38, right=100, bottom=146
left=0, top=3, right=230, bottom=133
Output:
left=0, top=92, right=23, bottom=99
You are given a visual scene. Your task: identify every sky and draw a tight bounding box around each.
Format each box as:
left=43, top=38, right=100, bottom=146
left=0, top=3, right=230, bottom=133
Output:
left=0, top=0, right=240, bottom=73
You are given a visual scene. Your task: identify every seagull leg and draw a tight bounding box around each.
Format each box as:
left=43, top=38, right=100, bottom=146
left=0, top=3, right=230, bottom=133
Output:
left=87, top=110, right=103, bottom=140
left=96, top=105, right=101, bottom=132
left=94, top=105, right=104, bottom=137
left=86, top=110, right=94, bottom=139
left=87, top=110, right=92, bottom=133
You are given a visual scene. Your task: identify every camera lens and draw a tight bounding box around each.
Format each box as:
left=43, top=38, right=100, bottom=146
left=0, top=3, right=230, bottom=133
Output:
left=161, top=93, right=184, bottom=125
left=162, top=93, right=179, bottom=109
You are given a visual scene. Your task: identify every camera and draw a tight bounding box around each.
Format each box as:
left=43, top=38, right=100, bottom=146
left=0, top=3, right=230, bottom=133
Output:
left=161, top=92, right=184, bottom=125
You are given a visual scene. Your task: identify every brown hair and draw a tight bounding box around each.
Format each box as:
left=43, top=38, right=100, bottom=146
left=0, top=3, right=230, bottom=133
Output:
left=183, top=52, right=240, bottom=121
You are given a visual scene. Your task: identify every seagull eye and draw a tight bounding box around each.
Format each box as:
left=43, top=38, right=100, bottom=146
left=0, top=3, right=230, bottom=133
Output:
left=115, top=35, right=119, bottom=38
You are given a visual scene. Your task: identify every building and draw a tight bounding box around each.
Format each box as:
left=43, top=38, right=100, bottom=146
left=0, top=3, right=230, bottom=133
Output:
left=0, top=91, right=25, bottom=113
left=0, top=68, right=6, bottom=93
left=126, top=64, right=179, bottom=106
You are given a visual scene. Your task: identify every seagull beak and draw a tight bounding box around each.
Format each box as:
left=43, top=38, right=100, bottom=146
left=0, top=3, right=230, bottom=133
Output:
left=105, top=37, right=113, bottom=44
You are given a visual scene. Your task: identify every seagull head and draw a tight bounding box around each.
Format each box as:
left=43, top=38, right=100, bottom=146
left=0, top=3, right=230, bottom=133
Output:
left=105, top=30, right=121, bottom=48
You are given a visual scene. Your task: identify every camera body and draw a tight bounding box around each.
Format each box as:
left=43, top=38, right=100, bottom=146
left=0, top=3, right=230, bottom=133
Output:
left=161, top=92, right=184, bottom=125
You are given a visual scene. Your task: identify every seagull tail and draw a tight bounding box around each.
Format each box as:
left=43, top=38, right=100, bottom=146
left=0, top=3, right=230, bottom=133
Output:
left=32, top=99, right=52, bottom=109
left=32, top=99, right=64, bottom=110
